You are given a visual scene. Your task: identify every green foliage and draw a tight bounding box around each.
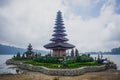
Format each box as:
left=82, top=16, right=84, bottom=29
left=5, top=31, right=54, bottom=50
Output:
left=12, top=53, right=101, bottom=69
left=65, top=59, right=75, bottom=64
left=12, top=57, right=22, bottom=60
left=71, top=49, right=74, bottom=57
left=22, top=53, right=25, bottom=58
left=45, top=56, right=58, bottom=63
left=61, top=60, right=68, bottom=67
left=35, top=53, right=37, bottom=57
left=68, top=62, right=100, bottom=68
left=12, top=52, right=23, bottom=60
left=33, top=56, right=43, bottom=62
left=74, top=56, right=94, bottom=62
left=81, top=54, right=88, bottom=57
left=12, top=54, right=33, bottom=61
left=68, top=63, right=82, bottom=68
left=25, top=60, right=60, bottom=68
left=16, top=52, right=21, bottom=57
left=25, top=59, right=100, bottom=68
left=33, top=56, right=59, bottom=63
left=53, top=77, right=59, bottom=80
left=45, top=53, right=51, bottom=57
left=61, top=58, right=76, bottom=68
left=75, top=48, right=79, bottom=56
left=88, top=54, right=90, bottom=57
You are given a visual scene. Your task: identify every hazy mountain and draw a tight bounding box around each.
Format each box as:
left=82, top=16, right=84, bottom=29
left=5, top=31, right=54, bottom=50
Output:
left=83, top=47, right=120, bottom=55
left=111, top=47, right=120, bottom=54
left=0, top=44, right=48, bottom=55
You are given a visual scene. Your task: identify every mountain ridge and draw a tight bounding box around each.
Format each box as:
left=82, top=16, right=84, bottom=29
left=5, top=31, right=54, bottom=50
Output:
left=0, top=44, right=48, bottom=55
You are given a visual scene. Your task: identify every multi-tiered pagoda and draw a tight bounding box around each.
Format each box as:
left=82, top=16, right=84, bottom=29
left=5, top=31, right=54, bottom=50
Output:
left=44, top=11, right=75, bottom=57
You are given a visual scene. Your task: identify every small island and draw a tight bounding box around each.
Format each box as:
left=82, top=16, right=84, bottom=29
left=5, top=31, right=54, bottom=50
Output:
left=6, top=11, right=117, bottom=76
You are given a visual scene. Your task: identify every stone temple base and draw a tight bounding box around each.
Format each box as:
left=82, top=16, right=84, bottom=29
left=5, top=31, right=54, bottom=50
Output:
left=6, top=59, right=117, bottom=76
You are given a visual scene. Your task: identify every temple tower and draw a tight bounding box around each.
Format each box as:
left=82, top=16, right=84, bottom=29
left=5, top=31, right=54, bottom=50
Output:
left=44, top=11, right=75, bottom=57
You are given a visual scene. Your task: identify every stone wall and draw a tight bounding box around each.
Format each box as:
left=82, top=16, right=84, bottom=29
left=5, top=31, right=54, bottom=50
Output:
left=6, top=59, right=113, bottom=76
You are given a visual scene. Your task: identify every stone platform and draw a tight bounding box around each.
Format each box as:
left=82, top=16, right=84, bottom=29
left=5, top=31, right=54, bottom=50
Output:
left=6, top=59, right=116, bottom=76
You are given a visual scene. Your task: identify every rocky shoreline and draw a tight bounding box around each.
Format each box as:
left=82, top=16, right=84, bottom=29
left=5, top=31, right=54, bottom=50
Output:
left=6, top=59, right=117, bottom=76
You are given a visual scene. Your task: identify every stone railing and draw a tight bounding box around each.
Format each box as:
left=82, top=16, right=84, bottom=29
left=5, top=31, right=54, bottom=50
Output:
left=6, top=59, right=115, bottom=76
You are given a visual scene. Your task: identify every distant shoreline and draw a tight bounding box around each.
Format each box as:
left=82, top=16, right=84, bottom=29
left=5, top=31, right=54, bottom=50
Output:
left=1, top=54, right=120, bottom=55
left=81, top=53, right=120, bottom=55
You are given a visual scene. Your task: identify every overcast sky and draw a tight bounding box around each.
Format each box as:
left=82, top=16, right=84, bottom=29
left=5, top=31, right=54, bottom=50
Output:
left=0, top=0, right=120, bottom=52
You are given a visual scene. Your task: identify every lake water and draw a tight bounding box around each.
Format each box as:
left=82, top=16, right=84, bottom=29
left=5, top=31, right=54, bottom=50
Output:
left=0, top=54, right=120, bottom=74
left=0, top=55, right=17, bottom=74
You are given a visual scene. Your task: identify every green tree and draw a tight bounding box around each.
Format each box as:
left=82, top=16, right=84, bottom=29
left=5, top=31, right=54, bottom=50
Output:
left=38, top=52, right=41, bottom=56
left=88, top=54, right=90, bottom=58
left=22, top=53, right=25, bottom=58
left=81, top=54, right=87, bottom=57
left=16, top=52, right=21, bottom=58
left=75, top=48, right=79, bottom=56
left=71, top=49, right=74, bottom=57
left=35, top=53, right=38, bottom=57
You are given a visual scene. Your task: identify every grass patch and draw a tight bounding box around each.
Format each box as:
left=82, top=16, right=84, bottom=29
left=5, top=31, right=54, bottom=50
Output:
left=25, top=60, right=60, bottom=68
left=24, top=60, right=101, bottom=68
left=68, top=62, right=101, bottom=68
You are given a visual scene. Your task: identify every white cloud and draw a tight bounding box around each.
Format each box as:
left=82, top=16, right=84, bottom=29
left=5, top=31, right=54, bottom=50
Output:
left=64, top=0, right=120, bottom=52
left=63, top=0, right=100, bottom=8
left=0, top=0, right=66, bottom=49
left=0, top=0, right=120, bottom=52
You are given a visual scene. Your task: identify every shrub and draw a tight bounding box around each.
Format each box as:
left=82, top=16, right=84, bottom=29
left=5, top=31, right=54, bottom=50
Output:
left=74, top=56, right=94, bottom=62
left=33, top=56, right=44, bottom=62
left=45, top=56, right=58, bottom=63
left=61, top=60, right=68, bottom=67
left=33, top=56, right=59, bottom=63
left=81, top=54, right=88, bottom=57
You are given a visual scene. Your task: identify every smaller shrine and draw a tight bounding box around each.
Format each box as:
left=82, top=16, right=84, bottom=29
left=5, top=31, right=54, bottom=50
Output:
left=25, top=43, right=34, bottom=57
